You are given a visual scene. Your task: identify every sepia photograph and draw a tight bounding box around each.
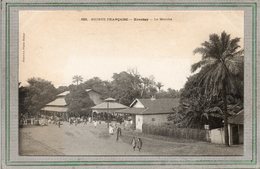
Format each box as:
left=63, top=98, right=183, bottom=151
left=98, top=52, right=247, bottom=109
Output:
left=17, top=10, right=245, bottom=156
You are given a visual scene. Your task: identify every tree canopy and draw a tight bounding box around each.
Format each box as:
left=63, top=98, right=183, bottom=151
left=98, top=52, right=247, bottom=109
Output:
left=65, top=85, right=95, bottom=117
left=169, top=31, right=244, bottom=146
left=19, top=78, right=58, bottom=118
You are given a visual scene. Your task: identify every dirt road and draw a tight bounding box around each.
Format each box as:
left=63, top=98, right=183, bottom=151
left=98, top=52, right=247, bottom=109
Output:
left=19, top=122, right=243, bottom=156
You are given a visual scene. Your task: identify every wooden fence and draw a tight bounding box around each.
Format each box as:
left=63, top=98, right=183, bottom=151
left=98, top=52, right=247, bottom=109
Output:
left=142, top=123, right=207, bottom=141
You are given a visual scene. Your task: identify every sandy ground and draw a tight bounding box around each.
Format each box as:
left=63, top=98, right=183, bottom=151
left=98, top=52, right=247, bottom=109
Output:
left=19, top=122, right=243, bottom=156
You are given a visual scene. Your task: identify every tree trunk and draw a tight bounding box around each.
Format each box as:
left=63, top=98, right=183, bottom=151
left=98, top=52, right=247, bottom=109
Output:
left=222, top=86, right=230, bottom=146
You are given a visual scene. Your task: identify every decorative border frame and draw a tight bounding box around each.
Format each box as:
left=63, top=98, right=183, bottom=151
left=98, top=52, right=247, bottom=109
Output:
left=1, top=1, right=258, bottom=167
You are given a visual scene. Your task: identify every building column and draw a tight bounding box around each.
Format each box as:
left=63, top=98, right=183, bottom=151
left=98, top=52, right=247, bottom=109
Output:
left=228, top=124, right=232, bottom=145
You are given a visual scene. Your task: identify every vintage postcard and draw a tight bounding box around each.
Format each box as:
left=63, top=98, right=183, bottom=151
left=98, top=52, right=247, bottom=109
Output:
left=1, top=0, right=259, bottom=168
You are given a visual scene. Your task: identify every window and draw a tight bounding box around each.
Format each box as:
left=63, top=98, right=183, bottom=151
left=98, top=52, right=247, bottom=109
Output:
left=152, top=118, right=155, bottom=121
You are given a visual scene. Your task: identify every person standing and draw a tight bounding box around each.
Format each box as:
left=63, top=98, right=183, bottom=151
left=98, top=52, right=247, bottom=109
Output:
left=137, top=138, right=143, bottom=152
left=58, top=119, right=61, bottom=128
left=94, top=120, right=97, bottom=128
left=84, top=118, right=87, bottom=125
left=131, top=137, right=136, bottom=151
left=116, top=127, right=122, bottom=141
left=69, top=117, right=71, bottom=125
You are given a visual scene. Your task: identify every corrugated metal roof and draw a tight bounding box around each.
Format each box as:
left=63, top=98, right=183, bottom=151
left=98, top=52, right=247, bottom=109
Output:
left=91, top=102, right=128, bottom=110
left=228, top=109, right=244, bottom=124
left=105, top=97, right=116, bottom=102
left=57, top=91, right=70, bottom=96
left=116, top=98, right=179, bottom=115
left=41, top=106, right=68, bottom=112
left=46, top=97, right=67, bottom=106
left=115, top=108, right=147, bottom=114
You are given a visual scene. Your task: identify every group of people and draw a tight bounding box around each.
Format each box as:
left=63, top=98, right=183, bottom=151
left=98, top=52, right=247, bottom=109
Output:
left=108, top=123, right=122, bottom=141
left=131, top=137, right=143, bottom=151
left=68, top=117, right=91, bottom=126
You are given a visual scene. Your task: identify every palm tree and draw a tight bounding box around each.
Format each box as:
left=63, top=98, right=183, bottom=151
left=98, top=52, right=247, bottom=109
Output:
left=192, top=31, right=244, bottom=146
left=156, top=82, right=164, bottom=92
left=72, top=75, right=83, bottom=85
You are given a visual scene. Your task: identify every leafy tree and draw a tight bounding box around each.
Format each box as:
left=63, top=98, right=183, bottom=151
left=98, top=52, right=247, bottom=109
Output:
left=192, top=31, right=244, bottom=146
left=19, top=83, right=29, bottom=119
left=140, top=76, right=157, bottom=98
left=84, top=77, right=111, bottom=99
left=57, top=86, right=69, bottom=93
left=157, top=88, right=180, bottom=98
left=20, top=78, right=58, bottom=118
left=65, top=86, right=95, bottom=117
left=169, top=74, right=223, bottom=129
left=72, top=75, right=83, bottom=85
left=111, top=71, right=142, bottom=105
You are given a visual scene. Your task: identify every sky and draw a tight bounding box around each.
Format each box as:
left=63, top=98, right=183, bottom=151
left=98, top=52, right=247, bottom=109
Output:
left=19, top=10, right=244, bottom=90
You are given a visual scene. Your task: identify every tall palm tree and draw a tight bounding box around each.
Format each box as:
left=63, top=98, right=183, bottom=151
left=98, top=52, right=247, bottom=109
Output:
left=72, top=75, right=83, bottom=85
left=156, top=82, right=164, bottom=92
left=192, top=31, right=244, bottom=146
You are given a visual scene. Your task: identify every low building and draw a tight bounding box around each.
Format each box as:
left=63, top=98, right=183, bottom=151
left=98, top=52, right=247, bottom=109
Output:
left=210, top=109, right=244, bottom=145
left=228, top=109, right=244, bottom=145
left=116, top=97, right=179, bottom=131
left=41, top=89, right=103, bottom=120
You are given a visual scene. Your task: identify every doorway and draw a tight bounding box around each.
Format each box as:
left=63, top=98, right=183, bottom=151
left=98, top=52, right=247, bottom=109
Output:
left=232, top=125, right=239, bottom=144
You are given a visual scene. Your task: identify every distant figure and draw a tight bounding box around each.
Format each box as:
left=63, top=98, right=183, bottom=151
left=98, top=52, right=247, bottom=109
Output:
left=94, top=120, right=97, bottom=128
left=84, top=118, right=87, bottom=125
left=136, top=138, right=143, bottom=151
left=109, top=124, right=114, bottom=134
left=116, top=127, right=122, bottom=141
left=58, top=120, right=61, bottom=128
left=131, top=137, right=136, bottom=151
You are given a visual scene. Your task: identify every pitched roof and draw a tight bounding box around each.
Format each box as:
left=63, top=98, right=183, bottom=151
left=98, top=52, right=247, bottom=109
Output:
left=86, top=88, right=99, bottom=94
left=228, top=109, right=244, bottom=124
left=91, top=102, right=128, bottom=110
left=117, top=98, right=179, bottom=115
left=44, top=88, right=101, bottom=109
left=105, top=97, right=116, bottom=102
left=41, top=106, right=67, bottom=112
left=57, top=91, right=70, bottom=97
left=57, top=89, right=99, bottom=97
left=115, top=108, right=147, bottom=114
left=46, top=97, right=67, bottom=106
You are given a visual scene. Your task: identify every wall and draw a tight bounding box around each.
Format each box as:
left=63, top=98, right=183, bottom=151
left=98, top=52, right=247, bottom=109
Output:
left=136, top=115, right=143, bottom=131
left=132, top=100, right=145, bottom=108
left=209, top=128, right=225, bottom=144
left=143, top=114, right=168, bottom=125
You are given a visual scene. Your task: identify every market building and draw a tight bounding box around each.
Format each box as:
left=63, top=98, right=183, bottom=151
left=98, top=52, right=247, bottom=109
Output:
left=41, top=89, right=102, bottom=120
left=91, top=97, right=128, bottom=121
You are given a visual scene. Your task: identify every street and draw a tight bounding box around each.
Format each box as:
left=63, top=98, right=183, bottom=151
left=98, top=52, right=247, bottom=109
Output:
left=19, top=122, right=243, bottom=156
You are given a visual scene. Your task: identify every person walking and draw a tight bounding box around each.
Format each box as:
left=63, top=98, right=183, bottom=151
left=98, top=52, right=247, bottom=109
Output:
left=136, top=138, right=143, bottom=152
left=131, top=137, right=136, bottom=151
left=137, top=137, right=143, bottom=151
left=116, top=127, right=122, bottom=141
